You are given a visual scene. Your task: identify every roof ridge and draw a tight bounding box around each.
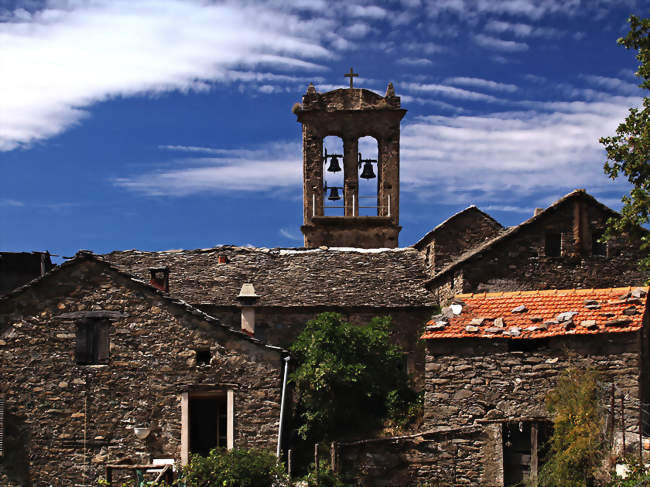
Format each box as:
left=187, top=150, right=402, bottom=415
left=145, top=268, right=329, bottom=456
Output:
left=454, top=286, right=646, bottom=299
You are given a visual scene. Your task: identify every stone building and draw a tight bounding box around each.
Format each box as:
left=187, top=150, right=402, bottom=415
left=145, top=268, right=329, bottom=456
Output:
left=423, top=189, right=647, bottom=304
left=0, top=251, right=52, bottom=296
left=0, top=252, right=285, bottom=486
left=103, top=246, right=435, bottom=386
left=418, top=287, right=649, bottom=486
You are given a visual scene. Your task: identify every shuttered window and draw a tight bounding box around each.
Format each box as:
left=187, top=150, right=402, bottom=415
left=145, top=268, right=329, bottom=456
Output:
left=0, top=394, right=5, bottom=458
left=76, top=319, right=110, bottom=365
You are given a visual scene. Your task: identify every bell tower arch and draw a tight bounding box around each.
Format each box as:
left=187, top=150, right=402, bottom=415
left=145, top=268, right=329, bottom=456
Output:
left=293, top=71, right=406, bottom=248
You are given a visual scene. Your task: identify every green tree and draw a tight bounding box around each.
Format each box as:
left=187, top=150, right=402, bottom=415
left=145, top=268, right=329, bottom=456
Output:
left=600, top=15, right=650, bottom=272
left=289, top=312, right=415, bottom=442
left=539, top=367, right=606, bottom=487
left=176, top=448, right=289, bottom=487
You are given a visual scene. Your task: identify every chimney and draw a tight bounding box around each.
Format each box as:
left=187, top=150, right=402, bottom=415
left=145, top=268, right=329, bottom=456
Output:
left=149, top=267, right=169, bottom=292
left=237, top=283, right=259, bottom=336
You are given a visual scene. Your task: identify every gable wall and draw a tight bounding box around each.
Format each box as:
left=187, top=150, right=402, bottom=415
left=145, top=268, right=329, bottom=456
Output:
left=0, top=260, right=282, bottom=486
left=431, top=199, right=646, bottom=305
left=419, top=210, right=503, bottom=275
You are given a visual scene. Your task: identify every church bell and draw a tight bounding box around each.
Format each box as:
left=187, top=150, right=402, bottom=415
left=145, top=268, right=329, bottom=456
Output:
left=327, top=187, right=341, bottom=201
left=360, top=161, right=376, bottom=179
left=327, top=155, right=342, bottom=173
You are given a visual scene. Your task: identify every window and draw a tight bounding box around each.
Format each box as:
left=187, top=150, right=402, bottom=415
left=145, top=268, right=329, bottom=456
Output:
left=592, top=230, right=607, bottom=256
left=181, top=390, right=234, bottom=464
left=544, top=232, right=561, bottom=257
left=0, top=394, right=5, bottom=459
left=75, top=319, right=110, bottom=365
left=195, top=349, right=211, bottom=366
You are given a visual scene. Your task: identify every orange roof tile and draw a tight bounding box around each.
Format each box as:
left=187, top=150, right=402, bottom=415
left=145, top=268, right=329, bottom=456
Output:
left=421, top=287, right=648, bottom=340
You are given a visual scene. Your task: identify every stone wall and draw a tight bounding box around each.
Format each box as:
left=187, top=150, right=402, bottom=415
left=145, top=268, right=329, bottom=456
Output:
left=424, top=333, right=643, bottom=485
left=337, top=426, right=486, bottom=486
left=0, top=258, right=283, bottom=486
left=429, top=197, right=646, bottom=305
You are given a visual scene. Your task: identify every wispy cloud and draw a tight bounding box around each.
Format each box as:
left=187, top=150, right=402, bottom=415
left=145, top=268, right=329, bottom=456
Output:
left=0, top=0, right=335, bottom=151
left=402, top=82, right=500, bottom=102
left=397, top=57, right=433, bottom=66
left=279, top=227, right=303, bottom=240
left=484, top=20, right=563, bottom=38
left=474, top=34, right=529, bottom=52
left=115, top=142, right=302, bottom=196
left=0, top=199, right=24, bottom=207
left=445, top=77, right=518, bottom=93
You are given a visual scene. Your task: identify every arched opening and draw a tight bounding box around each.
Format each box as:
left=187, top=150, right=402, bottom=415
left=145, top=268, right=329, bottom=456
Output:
left=322, top=136, right=344, bottom=216
left=358, top=136, right=379, bottom=216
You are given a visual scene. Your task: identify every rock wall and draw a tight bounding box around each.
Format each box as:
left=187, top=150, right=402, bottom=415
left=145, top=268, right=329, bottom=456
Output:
left=430, top=198, right=646, bottom=305
left=424, top=333, right=643, bottom=485
left=0, top=258, right=283, bottom=486
left=337, top=426, right=486, bottom=486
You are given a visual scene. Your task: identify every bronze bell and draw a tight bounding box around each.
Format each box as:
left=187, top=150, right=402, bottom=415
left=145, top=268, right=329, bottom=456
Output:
left=327, top=187, right=341, bottom=201
left=360, top=161, right=376, bottom=179
left=327, top=155, right=342, bottom=172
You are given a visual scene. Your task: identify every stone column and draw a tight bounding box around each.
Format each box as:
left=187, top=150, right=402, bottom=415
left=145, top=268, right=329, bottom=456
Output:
left=303, top=126, right=323, bottom=223
left=378, top=133, right=400, bottom=223
left=343, top=137, right=359, bottom=217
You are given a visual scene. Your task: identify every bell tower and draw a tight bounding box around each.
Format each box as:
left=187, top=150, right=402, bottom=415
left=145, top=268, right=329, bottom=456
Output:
left=293, top=70, right=406, bottom=248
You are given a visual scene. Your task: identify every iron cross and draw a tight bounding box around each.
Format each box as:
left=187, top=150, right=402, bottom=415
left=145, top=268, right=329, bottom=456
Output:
left=344, top=67, right=358, bottom=88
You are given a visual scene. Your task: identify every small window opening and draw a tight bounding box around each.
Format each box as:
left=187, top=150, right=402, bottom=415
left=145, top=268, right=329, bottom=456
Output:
left=149, top=267, right=169, bottom=292
left=508, top=338, right=549, bottom=352
left=189, top=394, right=227, bottom=456
left=76, top=319, right=110, bottom=365
left=195, top=349, right=211, bottom=366
left=323, top=136, right=344, bottom=216
left=544, top=232, right=561, bottom=257
left=592, top=230, right=607, bottom=256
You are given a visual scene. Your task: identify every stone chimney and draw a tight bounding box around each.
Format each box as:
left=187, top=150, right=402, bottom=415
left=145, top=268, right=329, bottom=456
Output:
left=237, top=283, right=259, bottom=336
left=149, top=267, right=169, bottom=292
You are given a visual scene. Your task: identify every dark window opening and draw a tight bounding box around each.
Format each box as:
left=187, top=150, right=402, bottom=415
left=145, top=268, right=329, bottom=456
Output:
left=195, top=349, right=211, bottom=366
left=503, top=421, right=553, bottom=487
left=0, top=394, right=5, bottom=458
left=189, top=395, right=227, bottom=456
left=545, top=232, right=561, bottom=257
left=76, top=319, right=110, bottom=365
left=592, top=230, right=607, bottom=256
left=508, top=338, right=549, bottom=352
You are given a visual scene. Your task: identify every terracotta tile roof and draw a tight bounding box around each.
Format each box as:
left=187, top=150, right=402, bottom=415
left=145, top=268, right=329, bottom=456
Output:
left=421, top=287, right=648, bottom=340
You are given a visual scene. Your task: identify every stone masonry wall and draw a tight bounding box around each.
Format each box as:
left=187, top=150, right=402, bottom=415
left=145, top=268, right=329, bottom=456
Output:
left=425, top=334, right=642, bottom=485
left=431, top=199, right=646, bottom=306
left=0, top=259, right=283, bottom=487
left=338, top=426, right=487, bottom=486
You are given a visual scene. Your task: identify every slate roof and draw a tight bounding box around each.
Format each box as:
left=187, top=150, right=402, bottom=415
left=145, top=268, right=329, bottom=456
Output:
left=421, top=287, right=648, bottom=340
left=0, top=251, right=284, bottom=353
left=425, top=189, right=619, bottom=285
left=103, top=246, right=434, bottom=308
left=412, top=205, right=503, bottom=250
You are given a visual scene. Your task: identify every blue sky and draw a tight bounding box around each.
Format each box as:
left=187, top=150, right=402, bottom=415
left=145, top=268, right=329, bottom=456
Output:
left=0, top=0, right=647, bottom=259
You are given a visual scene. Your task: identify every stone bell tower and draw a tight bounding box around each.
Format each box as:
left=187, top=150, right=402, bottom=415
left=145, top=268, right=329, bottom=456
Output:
left=293, top=70, right=406, bottom=248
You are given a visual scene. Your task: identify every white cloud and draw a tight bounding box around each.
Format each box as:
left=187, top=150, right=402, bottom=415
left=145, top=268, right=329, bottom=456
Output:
left=580, top=75, right=641, bottom=96
left=402, top=82, right=500, bottom=102
left=347, top=5, right=387, bottom=19
left=279, top=227, right=303, bottom=240
left=484, top=20, right=563, bottom=38
left=114, top=142, right=302, bottom=196
left=474, top=34, right=529, bottom=52
left=397, top=57, right=433, bottom=66
left=0, top=0, right=335, bottom=151
left=0, top=199, right=24, bottom=207
left=445, top=77, right=518, bottom=92
left=399, top=95, right=641, bottom=204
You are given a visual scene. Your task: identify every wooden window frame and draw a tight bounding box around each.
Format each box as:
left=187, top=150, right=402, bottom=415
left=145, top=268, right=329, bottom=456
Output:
left=75, top=318, right=110, bottom=365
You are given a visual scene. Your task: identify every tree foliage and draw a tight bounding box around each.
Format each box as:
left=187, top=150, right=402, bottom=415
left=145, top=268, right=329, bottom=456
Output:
left=539, top=367, right=606, bottom=487
left=600, top=15, right=650, bottom=272
left=177, top=448, right=288, bottom=487
left=289, top=312, right=415, bottom=442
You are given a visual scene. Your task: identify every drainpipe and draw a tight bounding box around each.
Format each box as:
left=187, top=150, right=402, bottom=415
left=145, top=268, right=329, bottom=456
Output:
left=277, top=355, right=290, bottom=458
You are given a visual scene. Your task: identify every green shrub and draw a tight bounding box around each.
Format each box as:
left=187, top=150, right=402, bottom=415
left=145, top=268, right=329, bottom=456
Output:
left=289, top=312, right=415, bottom=442
left=176, top=448, right=288, bottom=487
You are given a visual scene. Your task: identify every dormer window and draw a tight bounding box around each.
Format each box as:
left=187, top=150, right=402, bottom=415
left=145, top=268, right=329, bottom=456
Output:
left=544, top=232, right=561, bottom=257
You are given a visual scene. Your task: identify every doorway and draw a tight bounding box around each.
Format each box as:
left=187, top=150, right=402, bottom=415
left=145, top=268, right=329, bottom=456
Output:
left=189, top=394, right=227, bottom=456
